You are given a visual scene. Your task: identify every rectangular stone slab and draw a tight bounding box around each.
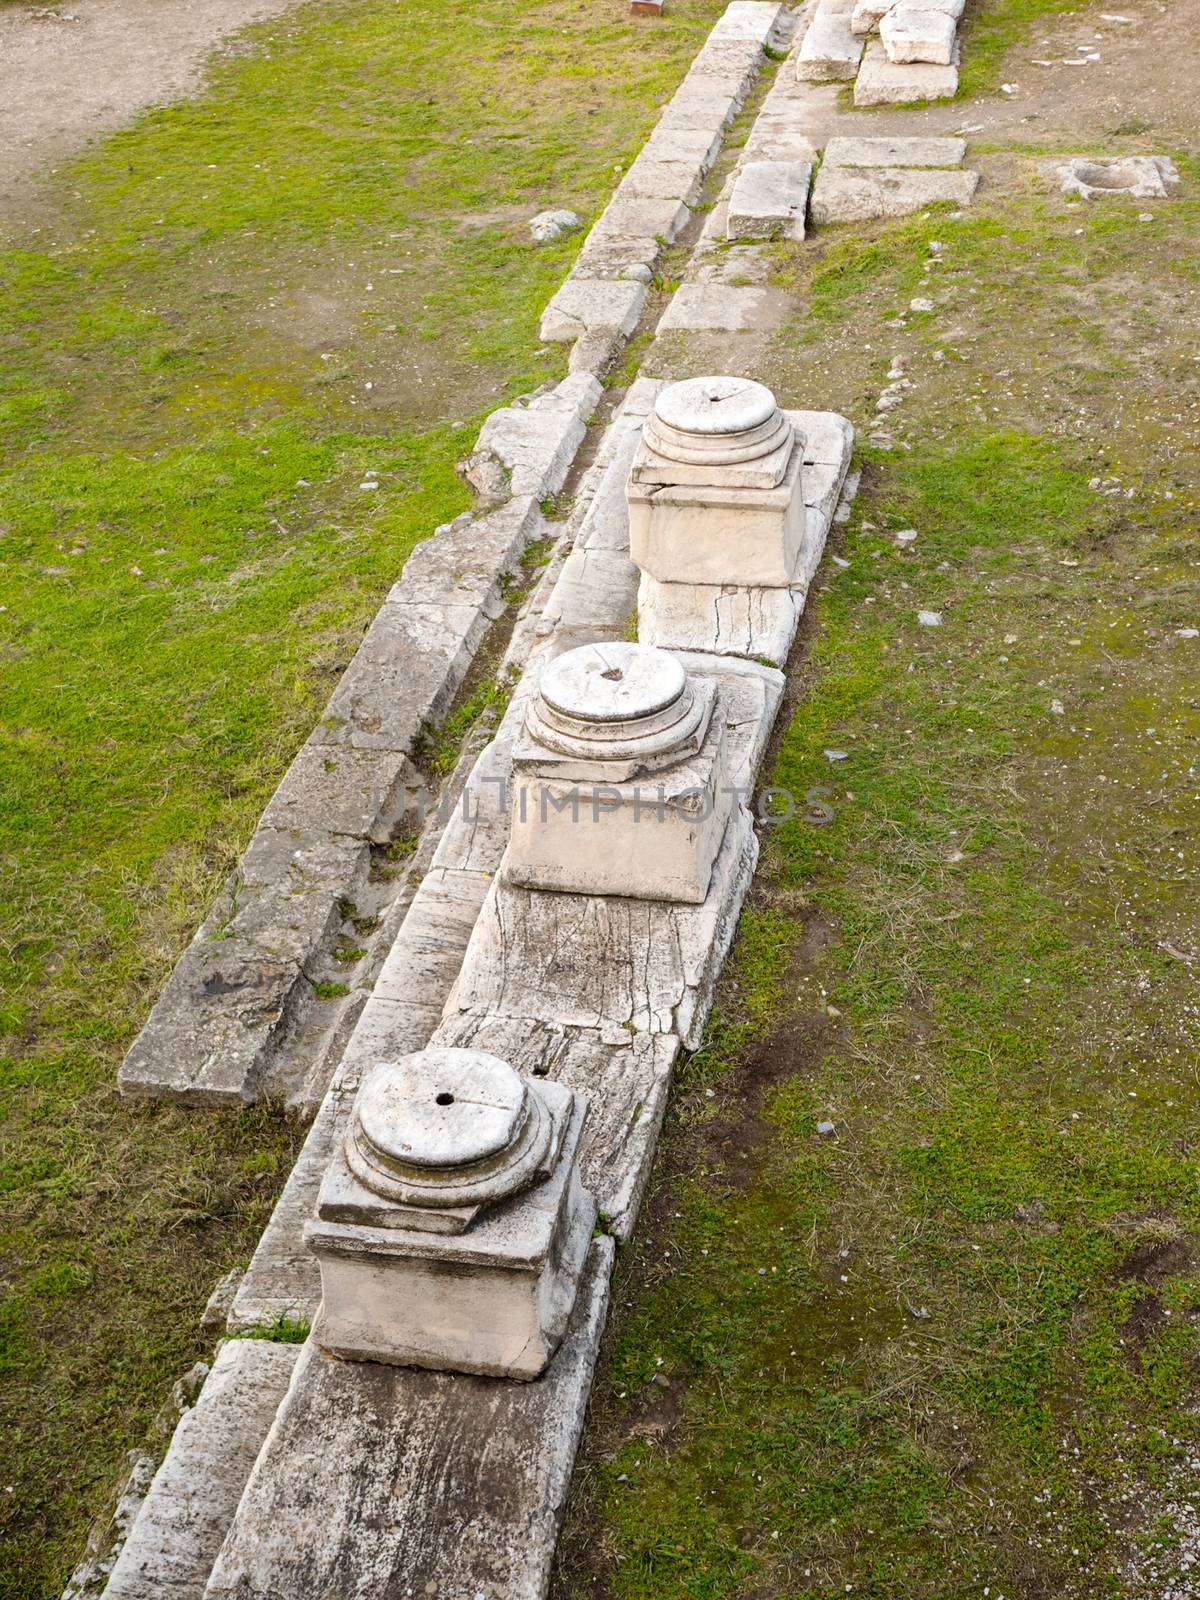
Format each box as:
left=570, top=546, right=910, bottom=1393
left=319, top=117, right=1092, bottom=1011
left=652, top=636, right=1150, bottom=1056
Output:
left=822, top=134, right=966, bottom=168
left=105, top=1340, right=301, bottom=1598
left=205, top=1240, right=614, bottom=1600
left=727, top=159, right=812, bottom=241
left=539, top=278, right=647, bottom=344
left=810, top=164, right=979, bottom=223
left=796, top=4, right=864, bottom=80
left=853, top=38, right=958, bottom=103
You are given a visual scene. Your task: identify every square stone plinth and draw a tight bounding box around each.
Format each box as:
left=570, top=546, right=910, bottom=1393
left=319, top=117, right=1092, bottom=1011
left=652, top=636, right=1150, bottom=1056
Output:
left=504, top=683, right=733, bottom=905
left=880, top=6, right=957, bottom=64
left=628, top=429, right=806, bottom=588
left=308, top=1086, right=594, bottom=1380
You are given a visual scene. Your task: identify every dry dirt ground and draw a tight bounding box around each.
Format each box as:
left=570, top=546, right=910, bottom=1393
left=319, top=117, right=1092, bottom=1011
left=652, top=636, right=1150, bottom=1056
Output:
left=0, top=0, right=343, bottom=212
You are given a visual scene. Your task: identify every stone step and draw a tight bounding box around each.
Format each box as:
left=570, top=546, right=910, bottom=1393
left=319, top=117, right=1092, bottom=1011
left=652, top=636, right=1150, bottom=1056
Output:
left=103, top=1340, right=301, bottom=1599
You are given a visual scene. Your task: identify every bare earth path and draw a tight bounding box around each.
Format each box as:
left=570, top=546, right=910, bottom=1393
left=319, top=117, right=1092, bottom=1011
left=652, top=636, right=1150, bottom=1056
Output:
left=0, top=0, right=328, bottom=211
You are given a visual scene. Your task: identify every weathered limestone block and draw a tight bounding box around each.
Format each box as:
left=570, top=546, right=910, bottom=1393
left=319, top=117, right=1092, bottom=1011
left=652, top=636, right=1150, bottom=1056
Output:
left=656, top=281, right=785, bottom=333
left=104, top=1340, right=301, bottom=1599
left=373, top=866, right=495, bottom=1004
left=205, top=1239, right=614, bottom=1600
left=308, top=1049, right=595, bottom=1378
left=684, top=652, right=784, bottom=795
left=470, top=373, right=601, bottom=501
left=796, top=0, right=865, bottom=80
left=711, top=0, right=787, bottom=40
left=628, top=378, right=807, bottom=589
left=389, top=497, right=541, bottom=610
left=260, top=743, right=416, bottom=842
left=578, top=414, right=647, bottom=553
left=572, top=233, right=661, bottom=283
left=854, top=39, right=958, bottom=103
left=615, top=157, right=706, bottom=208
left=587, top=194, right=693, bottom=247
left=119, top=931, right=303, bottom=1107
left=743, top=124, right=819, bottom=164
left=642, top=124, right=725, bottom=173
left=222, top=829, right=369, bottom=971
left=539, top=278, right=647, bottom=344
left=638, top=576, right=800, bottom=666
left=810, top=163, right=978, bottom=222
left=432, top=1018, right=678, bottom=1237
left=505, top=643, right=733, bottom=905
left=449, top=805, right=758, bottom=1052
left=822, top=133, right=966, bottom=168
left=727, top=160, right=812, bottom=241
left=656, top=88, right=742, bottom=134
left=880, top=6, right=957, bottom=64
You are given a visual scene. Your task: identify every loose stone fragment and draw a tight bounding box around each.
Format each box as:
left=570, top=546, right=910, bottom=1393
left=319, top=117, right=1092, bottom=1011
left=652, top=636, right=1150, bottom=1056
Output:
left=529, top=208, right=581, bottom=243
left=880, top=6, right=957, bottom=63
left=726, top=159, right=812, bottom=241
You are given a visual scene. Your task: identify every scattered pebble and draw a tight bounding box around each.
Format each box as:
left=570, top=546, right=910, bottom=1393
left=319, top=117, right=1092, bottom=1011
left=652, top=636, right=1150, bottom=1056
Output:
left=918, top=610, right=942, bottom=628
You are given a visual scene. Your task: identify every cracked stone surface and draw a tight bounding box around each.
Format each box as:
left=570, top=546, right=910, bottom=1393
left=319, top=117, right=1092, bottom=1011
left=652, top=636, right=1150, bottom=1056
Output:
left=449, top=807, right=758, bottom=1052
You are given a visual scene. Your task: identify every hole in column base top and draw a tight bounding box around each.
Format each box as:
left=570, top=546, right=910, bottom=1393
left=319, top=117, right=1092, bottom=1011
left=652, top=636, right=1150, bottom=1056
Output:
left=435, top=1092, right=455, bottom=1107
left=601, top=668, right=624, bottom=681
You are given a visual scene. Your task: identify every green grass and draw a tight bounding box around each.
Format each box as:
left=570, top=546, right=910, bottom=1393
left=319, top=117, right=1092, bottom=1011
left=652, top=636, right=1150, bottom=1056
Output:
left=557, top=171, right=1200, bottom=1600
left=0, top=0, right=734, bottom=1591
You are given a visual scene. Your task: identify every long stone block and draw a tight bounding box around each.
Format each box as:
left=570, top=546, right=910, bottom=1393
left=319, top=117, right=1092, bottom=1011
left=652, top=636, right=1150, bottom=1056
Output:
left=853, top=38, right=958, bottom=103
left=656, top=281, right=785, bottom=333
left=119, top=930, right=303, bottom=1107
left=535, top=544, right=640, bottom=648
left=260, top=744, right=416, bottom=842
left=205, top=1241, right=614, bottom=1600
left=104, top=1340, right=301, bottom=1598
left=810, top=163, right=978, bottom=222
left=615, top=157, right=706, bottom=207
left=822, top=134, right=966, bottom=168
